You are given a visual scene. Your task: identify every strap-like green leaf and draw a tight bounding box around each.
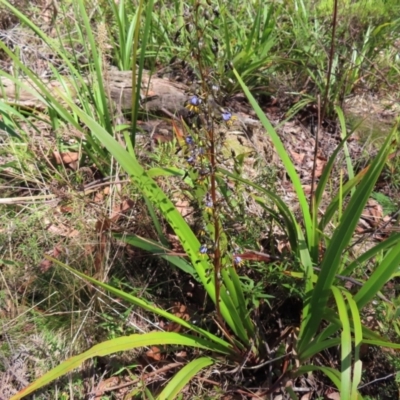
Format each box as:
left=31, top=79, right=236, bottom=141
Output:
left=332, top=287, right=351, bottom=400
left=10, top=333, right=218, bottom=400
left=158, top=357, right=214, bottom=400
left=116, top=234, right=196, bottom=277
left=232, top=68, right=314, bottom=256
left=354, top=240, right=400, bottom=309
left=343, top=291, right=363, bottom=400
left=46, top=256, right=232, bottom=350
left=298, top=125, right=396, bottom=355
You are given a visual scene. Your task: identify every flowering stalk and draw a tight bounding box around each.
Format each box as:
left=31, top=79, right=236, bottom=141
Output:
left=191, top=0, right=233, bottom=343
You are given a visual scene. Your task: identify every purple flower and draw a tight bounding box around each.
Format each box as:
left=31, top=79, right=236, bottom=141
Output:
left=233, top=254, right=243, bottom=266
left=204, top=193, right=213, bottom=212
left=186, top=96, right=202, bottom=113
left=190, top=96, right=201, bottom=106
left=185, top=136, right=194, bottom=145
left=222, top=111, right=237, bottom=126
left=199, top=244, right=208, bottom=255
left=222, top=112, right=232, bottom=121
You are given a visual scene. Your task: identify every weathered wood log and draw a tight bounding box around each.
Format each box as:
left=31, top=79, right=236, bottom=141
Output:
left=0, top=69, right=261, bottom=130
left=0, top=69, right=190, bottom=114
left=107, top=69, right=189, bottom=113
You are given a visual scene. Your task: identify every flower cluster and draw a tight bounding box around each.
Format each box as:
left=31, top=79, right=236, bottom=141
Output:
left=183, top=94, right=243, bottom=271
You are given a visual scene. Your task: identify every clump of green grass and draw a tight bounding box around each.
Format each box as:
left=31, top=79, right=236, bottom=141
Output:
left=317, top=0, right=400, bottom=22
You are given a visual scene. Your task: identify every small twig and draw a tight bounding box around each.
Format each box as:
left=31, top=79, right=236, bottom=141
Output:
left=0, top=178, right=130, bottom=204
left=90, top=362, right=184, bottom=395
left=0, top=194, right=57, bottom=204
left=346, top=208, right=400, bottom=253
left=310, top=95, right=321, bottom=215
left=82, top=179, right=131, bottom=193
left=242, top=351, right=293, bottom=371
left=313, top=266, right=392, bottom=304
left=357, top=371, right=400, bottom=389
left=321, top=0, right=338, bottom=121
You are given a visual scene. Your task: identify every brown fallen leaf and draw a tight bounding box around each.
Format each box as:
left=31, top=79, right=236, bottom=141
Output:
left=110, top=199, right=134, bottom=222
left=146, top=346, right=162, bottom=361
left=174, top=198, right=191, bottom=217
left=361, top=198, right=383, bottom=227
left=39, top=245, right=62, bottom=272
left=46, top=222, right=79, bottom=238
left=175, top=351, right=187, bottom=361
left=94, top=376, right=120, bottom=400
left=94, top=190, right=105, bottom=203
left=172, top=119, right=185, bottom=145
left=325, top=391, right=340, bottom=400
left=314, top=155, right=327, bottom=178
left=171, top=302, right=190, bottom=321
left=289, top=149, right=305, bottom=164
left=52, top=151, right=80, bottom=170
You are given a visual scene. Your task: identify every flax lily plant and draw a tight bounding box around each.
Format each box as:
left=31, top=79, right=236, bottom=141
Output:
left=2, top=0, right=400, bottom=399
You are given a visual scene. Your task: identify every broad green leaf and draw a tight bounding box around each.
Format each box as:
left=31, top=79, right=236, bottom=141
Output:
left=298, top=127, right=395, bottom=356
left=354, top=240, right=400, bottom=309
left=46, top=256, right=232, bottom=350
left=10, top=333, right=219, bottom=400
left=294, top=366, right=341, bottom=391
left=143, top=195, right=170, bottom=247
left=158, top=357, right=214, bottom=400
left=297, top=338, right=340, bottom=361
left=232, top=68, right=314, bottom=256
left=147, top=167, right=185, bottom=178
left=221, top=266, right=255, bottom=339
left=343, top=291, right=362, bottom=400
left=115, top=234, right=196, bottom=277
left=332, top=287, right=351, bottom=400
